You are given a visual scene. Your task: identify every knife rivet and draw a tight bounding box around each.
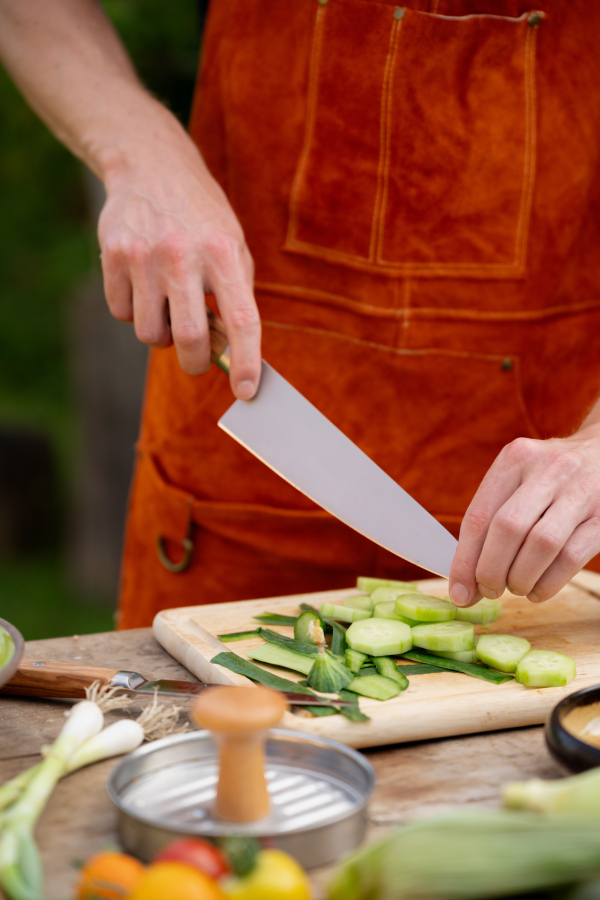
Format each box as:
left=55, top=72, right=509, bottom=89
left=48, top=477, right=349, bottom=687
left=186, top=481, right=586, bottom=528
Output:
left=32, top=661, right=46, bottom=667
left=501, top=358, right=513, bottom=372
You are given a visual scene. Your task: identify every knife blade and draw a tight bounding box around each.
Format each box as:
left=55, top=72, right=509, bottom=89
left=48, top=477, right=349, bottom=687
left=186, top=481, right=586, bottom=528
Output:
left=208, top=310, right=457, bottom=577
left=0, top=658, right=354, bottom=707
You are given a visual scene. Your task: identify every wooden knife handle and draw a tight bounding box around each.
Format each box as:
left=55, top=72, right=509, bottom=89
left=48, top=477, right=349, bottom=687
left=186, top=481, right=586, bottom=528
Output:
left=206, top=307, right=230, bottom=373
left=0, top=659, right=121, bottom=699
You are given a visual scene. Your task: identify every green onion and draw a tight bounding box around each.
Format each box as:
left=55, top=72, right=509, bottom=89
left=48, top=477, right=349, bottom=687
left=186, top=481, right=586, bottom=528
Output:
left=503, top=767, right=600, bottom=813
left=217, top=629, right=262, bottom=642
left=253, top=613, right=298, bottom=626
left=210, top=651, right=316, bottom=695
left=257, top=628, right=319, bottom=656
left=400, top=650, right=513, bottom=684
left=328, top=810, right=600, bottom=900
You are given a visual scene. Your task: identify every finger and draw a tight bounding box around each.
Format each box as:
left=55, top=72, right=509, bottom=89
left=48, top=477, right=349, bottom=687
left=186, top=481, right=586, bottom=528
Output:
left=449, top=445, right=524, bottom=606
left=474, top=479, right=555, bottom=600
left=101, top=250, right=133, bottom=323
left=213, top=281, right=261, bottom=400
left=505, top=495, right=588, bottom=597
left=130, top=257, right=172, bottom=349
left=527, top=516, right=600, bottom=602
left=167, top=277, right=211, bottom=375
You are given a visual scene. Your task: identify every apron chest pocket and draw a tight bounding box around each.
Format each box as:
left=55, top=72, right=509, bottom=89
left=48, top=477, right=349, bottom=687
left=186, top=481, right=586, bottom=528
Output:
left=284, top=1, right=541, bottom=279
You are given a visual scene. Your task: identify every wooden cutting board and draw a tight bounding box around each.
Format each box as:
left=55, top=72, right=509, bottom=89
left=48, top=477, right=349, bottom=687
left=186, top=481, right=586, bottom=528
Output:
left=153, top=570, right=600, bottom=749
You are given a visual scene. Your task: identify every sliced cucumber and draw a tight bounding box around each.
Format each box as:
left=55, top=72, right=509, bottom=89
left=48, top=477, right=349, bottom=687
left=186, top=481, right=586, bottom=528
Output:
left=346, top=674, right=401, bottom=701
left=516, top=650, right=576, bottom=687
left=411, top=621, right=474, bottom=652
left=476, top=634, right=530, bottom=673
left=427, top=648, right=479, bottom=664
left=343, top=594, right=374, bottom=612
left=346, top=618, right=412, bottom=657
left=294, top=609, right=325, bottom=645
left=320, top=602, right=371, bottom=623
left=372, top=600, right=421, bottom=627
left=370, top=586, right=416, bottom=607
left=373, top=657, right=409, bottom=689
left=345, top=648, right=368, bottom=674
left=357, top=577, right=418, bottom=594
left=395, top=593, right=456, bottom=623
left=247, top=642, right=315, bottom=675
left=454, top=597, right=502, bottom=625
left=307, top=649, right=354, bottom=692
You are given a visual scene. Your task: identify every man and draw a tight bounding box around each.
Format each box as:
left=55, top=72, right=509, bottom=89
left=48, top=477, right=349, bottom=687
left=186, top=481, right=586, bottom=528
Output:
left=2, top=0, right=600, bottom=627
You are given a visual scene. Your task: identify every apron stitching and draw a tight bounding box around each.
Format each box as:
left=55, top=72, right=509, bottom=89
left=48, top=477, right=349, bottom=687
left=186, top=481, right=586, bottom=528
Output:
left=369, top=15, right=402, bottom=262
left=286, top=4, right=327, bottom=252
left=264, top=318, right=528, bottom=361
left=256, top=281, right=600, bottom=322
left=398, top=278, right=411, bottom=349
left=513, top=23, right=538, bottom=270
left=375, top=15, right=403, bottom=263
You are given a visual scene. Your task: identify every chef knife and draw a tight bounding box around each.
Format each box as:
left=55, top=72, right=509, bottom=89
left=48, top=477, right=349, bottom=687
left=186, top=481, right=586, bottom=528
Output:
left=0, top=658, right=354, bottom=706
left=208, top=309, right=457, bottom=577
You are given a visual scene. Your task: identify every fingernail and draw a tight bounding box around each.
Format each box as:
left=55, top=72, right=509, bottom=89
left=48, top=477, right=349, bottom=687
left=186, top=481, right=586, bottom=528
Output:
left=236, top=380, right=256, bottom=400
left=477, top=584, right=499, bottom=599
left=450, top=583, right=470, bottom=607
left=529, top=591, right=541, bottom=603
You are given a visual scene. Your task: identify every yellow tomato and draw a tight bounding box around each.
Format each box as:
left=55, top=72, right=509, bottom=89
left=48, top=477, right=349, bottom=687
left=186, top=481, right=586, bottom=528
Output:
left=127, top=861, right=226, bottom=900
left=224, top=849, right=313, bottom=900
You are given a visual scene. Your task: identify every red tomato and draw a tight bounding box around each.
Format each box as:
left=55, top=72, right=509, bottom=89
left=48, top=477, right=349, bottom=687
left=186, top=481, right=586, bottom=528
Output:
left=152, top=838, right=230, bottom=881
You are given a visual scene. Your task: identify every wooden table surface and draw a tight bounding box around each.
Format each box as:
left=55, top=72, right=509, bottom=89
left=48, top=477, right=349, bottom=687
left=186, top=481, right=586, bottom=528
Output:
left=0, top=628, right=565, bottom=899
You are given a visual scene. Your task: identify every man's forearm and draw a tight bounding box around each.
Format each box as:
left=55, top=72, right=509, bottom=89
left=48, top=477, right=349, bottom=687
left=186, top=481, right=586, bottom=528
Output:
left=0, top=0, right=192, bottom=184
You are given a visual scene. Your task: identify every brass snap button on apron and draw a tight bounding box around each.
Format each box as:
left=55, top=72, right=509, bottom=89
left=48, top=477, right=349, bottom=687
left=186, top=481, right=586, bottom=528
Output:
left=527, top=11, right=544, bottom=27
left=394, top=7, right=405, bottom=20
left=501, top=358, right=514, bottom=372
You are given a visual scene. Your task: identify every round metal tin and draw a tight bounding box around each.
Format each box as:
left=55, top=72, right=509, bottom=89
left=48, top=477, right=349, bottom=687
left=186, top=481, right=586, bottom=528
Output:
left=107, top=728, right=374, bottom=868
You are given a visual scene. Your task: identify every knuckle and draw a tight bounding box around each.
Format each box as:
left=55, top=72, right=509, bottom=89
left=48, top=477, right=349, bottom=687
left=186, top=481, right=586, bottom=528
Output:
left=502, top=436, right=536, bottom=465
left=229, top=304, right=261, bottom=333
left=560, top=542, right=587, bottom=571
left=461, top=506, right=490, bottom=538
left=494, top=508, right=524, bottom=540
left=134, top=323, right=164, bottom=346
left=205, top=232, right=242, bottom=268
left=532, top=527, right=562, bottom=556
left=127, top=238, right=151, bottom=267
left=172, top=321, right=205, bottom=352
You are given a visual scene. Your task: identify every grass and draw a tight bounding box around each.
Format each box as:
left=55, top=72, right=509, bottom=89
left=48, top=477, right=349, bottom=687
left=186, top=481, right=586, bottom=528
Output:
left=0, top=556, right=115, bottom=642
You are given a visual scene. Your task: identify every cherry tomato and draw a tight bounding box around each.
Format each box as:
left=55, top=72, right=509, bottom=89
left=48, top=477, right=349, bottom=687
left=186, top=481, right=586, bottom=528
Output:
left=152, top=838, right=230, bottom=881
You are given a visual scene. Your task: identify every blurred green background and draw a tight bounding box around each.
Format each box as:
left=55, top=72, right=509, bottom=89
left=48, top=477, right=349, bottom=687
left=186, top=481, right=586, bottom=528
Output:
left=0, top=1, right=200, bottom=640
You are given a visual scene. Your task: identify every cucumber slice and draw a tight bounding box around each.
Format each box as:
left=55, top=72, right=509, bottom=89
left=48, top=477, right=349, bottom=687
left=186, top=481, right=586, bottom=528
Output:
left=343, top=594, right=374, bottom=612
left=372, top=600, right=421, bottom=627
left=395, top=593, right=456, bottom=623
left=427, top=648, right=479, bottom=663
left=346, top=618, right=412, bottom=656
left=476, top=634, right=530, bottom=673
left=320, top=602, right=371, bottom=623
left=516, top=650, right=576, bottom=687
left=307, top=649, right=354, bottom=692
left=454, top=597, right=502, bottom=624
left=346, top=674, right=401, bottom=701
left=294, top=609, right=325, bottom=645
left=370, top=586, right=417, bottom=607
left=373, top=657, right=409, bottom=689
left=357, top=577, right=418, bottom=594
left=411, top=621, right=474, bottom=652
left=247, top=642, right=315, bottom=675
left=345, top=648, right=368, bottom=674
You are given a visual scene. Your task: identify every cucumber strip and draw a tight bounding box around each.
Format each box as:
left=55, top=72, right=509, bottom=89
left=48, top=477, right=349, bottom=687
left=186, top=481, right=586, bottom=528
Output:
left=358, top=665, right=377, bottom=676
left=247, top=642, right=315, bottom=675
left=373, top=600, right=421, bottom=627
left=253, top=613, right=298, bottom=626
left=257, top=628, right=319, bottom=656
left=338, top=690, right=371, bottom=723
left=373, top=657, right=409, bottom=690
left=454, top=597, right=502, bottom=624
left=476, top=634, right=531, bottom=673
left=396, top=593, right=456, bottom=622
left=411, top=621, right=474, bottom=652
left=357, top=577, right=418, bottom=593
left=397, top=663, right=447, bottom=675
left=346, top=618, right=412, bottom=657
left=345, top=648, right=368, bottom=674
left=516, top=650, right=576, bottom=687
left=346, top=674, right=401, bottom=701
left=320, top=602, right=372, bottom=623
left=324, top=618, right=348, bottom=655
left=302, top=705, right=340, bottom=717
left=343, top=594, right=374, bottom=612
left=427, top=648, right=479, bottom=664
left=294, top=610, right=325, bottom=645
left=217, top=629, right=262, bottom=642
left=401, top=649, right=514, bottom=684
left=307, top=649, right=355, bottom=692
left=211, top=651, right=316, bottom=694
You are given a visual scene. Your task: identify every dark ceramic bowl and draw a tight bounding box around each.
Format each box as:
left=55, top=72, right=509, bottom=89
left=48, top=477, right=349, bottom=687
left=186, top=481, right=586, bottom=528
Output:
left=546, top=684, right=600, bottom=773
left=0, top=617, right=24, bottom=689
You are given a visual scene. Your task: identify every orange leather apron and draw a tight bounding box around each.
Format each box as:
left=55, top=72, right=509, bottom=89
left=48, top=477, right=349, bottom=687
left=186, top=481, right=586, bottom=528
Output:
left=117, top=0, right=600, bottom=629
